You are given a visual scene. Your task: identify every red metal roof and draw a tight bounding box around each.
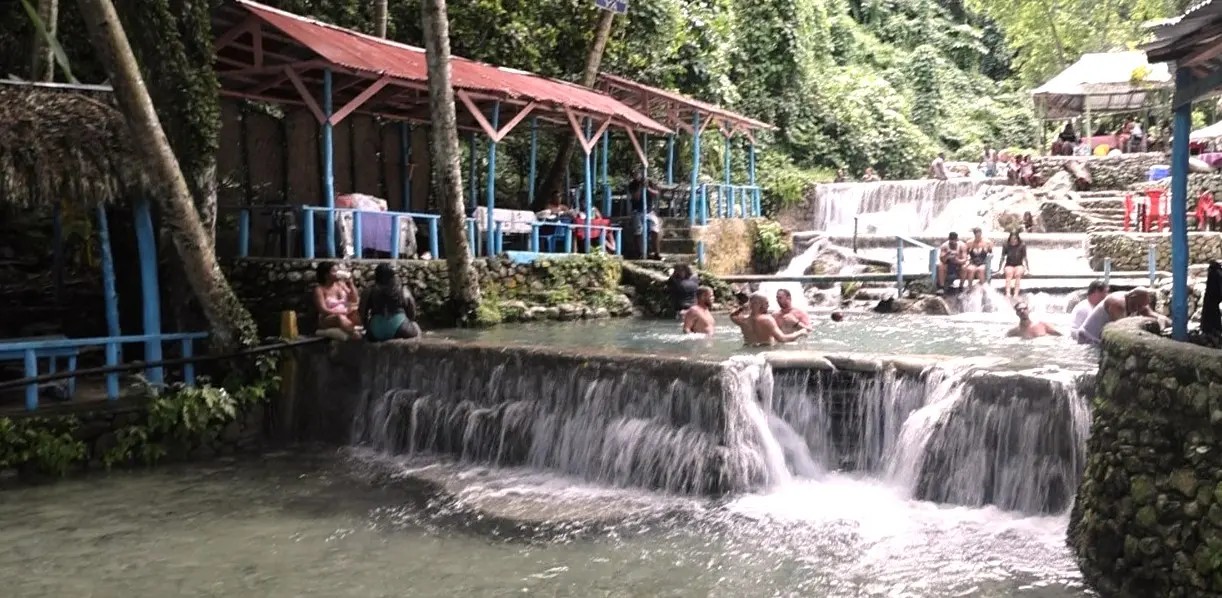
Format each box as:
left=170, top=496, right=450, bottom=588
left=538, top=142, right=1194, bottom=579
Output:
left=233, top=0, right=670, bottom=134
left=598, top=73, right=775, bottom=133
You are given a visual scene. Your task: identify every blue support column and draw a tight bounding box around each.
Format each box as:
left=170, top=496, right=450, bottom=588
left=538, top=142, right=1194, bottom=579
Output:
left=468, top=133, right=478, bottom=208
left=601, top=131, right=611, bottom=216
left=133, top=200, right=163, bottom=385
left=723, top=133, right=732, bottom=218
left=322, top=69, right=336, bottom=258
left=400, top=123, right=412, bottom=210
left=1171, top=72, right=1192, bottom=341
left=237, top=209, right=250, bottom=257
left=528, top=117, right=538, bottom=207
left=485, top=102, right=500, bottom=257
left=642, top=133, right=650, bottom=259
left=666, top=134, right=675, bottom=184
left=584, top=119, right=594, bottom=253
left=748, top=142, right=759, bottom=217
left=95, top=206, right=121, bottom=340
left=690, top=111, right=702, bottom=225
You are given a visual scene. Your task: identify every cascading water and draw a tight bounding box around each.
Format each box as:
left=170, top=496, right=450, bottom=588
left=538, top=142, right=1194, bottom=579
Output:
left=814, top=179, right=991, bottom=235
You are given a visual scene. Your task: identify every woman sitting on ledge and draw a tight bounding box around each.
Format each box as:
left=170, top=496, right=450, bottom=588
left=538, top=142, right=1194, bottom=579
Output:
left=314, top=261, right=361, bottom=340
left=360, top=264, right=421, bottom=342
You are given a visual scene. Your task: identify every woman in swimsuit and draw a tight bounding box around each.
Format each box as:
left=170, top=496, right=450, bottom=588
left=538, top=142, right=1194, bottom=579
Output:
left=360, top=264, right=420, bottom=342
left=313, top=261, right=361, bottom=338
left=962, top=227, right=992, bottom=287
left=999, top=231, right=1029, bottom=299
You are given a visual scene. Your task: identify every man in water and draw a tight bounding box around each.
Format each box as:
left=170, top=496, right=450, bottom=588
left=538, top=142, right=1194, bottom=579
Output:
left=731, top=293, right=810, bottom=346
left=936, top=232, right=967, bottom=293
left=774, top=289, right=812, bottom=333
left=683, top=286, right=716, bottom=334
left=1007, top=302, right=1061, bottom=339
left=1076, top=287, right=1164, bottom=346
left=1069, top=280, right=1109, bottom=342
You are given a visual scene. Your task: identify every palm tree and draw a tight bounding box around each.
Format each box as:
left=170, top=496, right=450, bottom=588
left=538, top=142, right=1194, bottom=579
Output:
left=75, top=0, right=257, bottom=352
left=375, top=0, right=388, bottom=38
left=421, top=0, right=481, bottom=321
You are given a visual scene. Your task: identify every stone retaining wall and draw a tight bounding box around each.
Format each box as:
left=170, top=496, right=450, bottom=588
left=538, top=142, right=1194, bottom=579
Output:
left=226, top=255, right=634, bottom=334
left=1032, top=154, right=1164, bottom=191
left=1087, top=232, right=1222, bottom=271
left=1069, top=318, right=1222, bottom=597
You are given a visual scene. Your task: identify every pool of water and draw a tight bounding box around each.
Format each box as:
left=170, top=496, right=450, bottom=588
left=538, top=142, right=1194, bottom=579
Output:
left=432, top=311, right=1099, bottom=372
left=0, top=451, right=1089, bottom=597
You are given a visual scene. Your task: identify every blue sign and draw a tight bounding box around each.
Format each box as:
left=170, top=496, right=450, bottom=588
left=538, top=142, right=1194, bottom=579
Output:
left=594, top=0, right=628, bottom=14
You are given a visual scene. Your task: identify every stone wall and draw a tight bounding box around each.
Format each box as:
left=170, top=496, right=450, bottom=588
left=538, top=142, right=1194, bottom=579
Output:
left=1087, top=232, right=1222, bottom=271
left=226, top=255, right=634, bottom=334
left=1069, top=318, right=1222, bottom=597
left=1032, top=153, right=1165, bottom=191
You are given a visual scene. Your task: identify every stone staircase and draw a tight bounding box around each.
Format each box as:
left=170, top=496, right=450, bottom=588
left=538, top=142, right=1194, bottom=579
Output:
left=659, top=217, right=697, bottom=263
left=1074, top=191, right=1128, bottom=232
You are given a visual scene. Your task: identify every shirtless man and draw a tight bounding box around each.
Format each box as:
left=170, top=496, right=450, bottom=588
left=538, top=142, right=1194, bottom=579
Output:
left=936, top=232, right=968, bottom=293
left=1007, top=302, right=1061, bottom=339
left=683, top=286, right=716, bottom=334
left=774, top=289, right=812, bottom=334
left=731, top=293, right=810, bottom=346
left=1076, top=287, right=1165, bottom=346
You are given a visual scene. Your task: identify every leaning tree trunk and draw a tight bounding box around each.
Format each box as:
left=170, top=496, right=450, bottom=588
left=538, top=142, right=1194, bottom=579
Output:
left=536, top=9, right=615, bottom=207
left=29, top=0, right=59, bottom=81
left=76, top=0, right=257, bottom=353
left=421, top=0, right=481, bottom=322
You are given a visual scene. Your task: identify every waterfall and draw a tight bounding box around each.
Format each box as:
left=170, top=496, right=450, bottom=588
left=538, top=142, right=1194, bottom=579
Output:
left=813, top=179, right=990, bottom=235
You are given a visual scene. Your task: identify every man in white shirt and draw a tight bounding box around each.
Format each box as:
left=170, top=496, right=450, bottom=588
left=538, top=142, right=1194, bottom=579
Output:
left=1070, top=280, right=1109, bottom=341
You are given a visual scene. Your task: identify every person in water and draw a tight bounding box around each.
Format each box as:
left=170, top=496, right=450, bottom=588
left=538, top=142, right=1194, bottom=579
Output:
left=313, top=261, right=361, bottom=339
left=999, top=231, right=1029, bottom=299
left=774, top=289, right=812, bottom=333
left=359, top=264, right=421, bottom=342
left=962, top=227, right=993, bottom=287
left=1007, top=302, right=1060, bottom=339
left=1076, top=288, right=1164, bottom=346
left=666, top=264, right=700, bottom=316
left=682, top=286, right=716, bottom=334
left=936, top=232, right=967, bottom=293
left=731, top=293, right=810, bottom=346
left=1069, top=280, right=1109, bottom=342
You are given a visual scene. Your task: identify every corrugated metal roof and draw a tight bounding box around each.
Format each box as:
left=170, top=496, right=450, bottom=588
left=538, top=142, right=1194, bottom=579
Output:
left=234, top=0, right=670, bottom=134
left=1031, top=51, right=1172, bottom=118
left=597, top=73, right=775, bottom=132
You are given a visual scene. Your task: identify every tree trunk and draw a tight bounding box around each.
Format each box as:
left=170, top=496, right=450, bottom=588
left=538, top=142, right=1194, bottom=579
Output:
left=29, top=0, right=59, bottom=81
left=536, top=9, right=615, bottom=207
left=375, top=0, right=388, bottom=38
left=76, top=0, right=257, bottom=352
left=421, top=0, right=481, bottom=322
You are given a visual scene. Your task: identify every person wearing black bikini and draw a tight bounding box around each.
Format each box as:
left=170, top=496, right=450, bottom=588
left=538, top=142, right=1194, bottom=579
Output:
left=963, top=227, right=993, bottom=288
left=999, top=231, right=1029, bottom=299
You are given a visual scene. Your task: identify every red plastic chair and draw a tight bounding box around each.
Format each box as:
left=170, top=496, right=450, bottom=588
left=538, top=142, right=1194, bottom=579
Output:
left=1145, top=189, right=1168, bottom=232
left=1123, top=193, right=1135, bottom=232
left=1197, top=192, right=1214, bottom=230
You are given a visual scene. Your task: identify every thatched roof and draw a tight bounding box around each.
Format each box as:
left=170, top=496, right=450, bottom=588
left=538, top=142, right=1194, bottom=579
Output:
left=0, top=80, right=151, bottom=209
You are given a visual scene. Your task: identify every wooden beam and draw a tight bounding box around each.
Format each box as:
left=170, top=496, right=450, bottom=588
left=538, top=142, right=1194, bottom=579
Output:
left=487, top=102, right=538, bottom=142
left=253, top=24, right=264, bottom=67
left=246, top=72, right=290, bottom=96
left=217, top=60, right=325, bottom=79
left=285, top=66, right=327, bottom=124
left=564, top=106, right=593, bottom=151
left=329, top=76, right=391, bottom=125
left=214, top=15, right=257, bottom=53
left=625, top=128, right=648, bottom=165
left=1173, top=67, right=1222, bottom=108
left=457, top=90, right=501, bottom=139
left=1180, top=33, right=1222, bottom=69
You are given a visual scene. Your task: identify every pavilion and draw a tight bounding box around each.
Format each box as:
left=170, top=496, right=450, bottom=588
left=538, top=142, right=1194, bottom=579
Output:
left=1031, top=51, right=1172, bottom=152
left=1142, top=0, right=1222, bottom=340
left=212, top=0, right=671, bottom=258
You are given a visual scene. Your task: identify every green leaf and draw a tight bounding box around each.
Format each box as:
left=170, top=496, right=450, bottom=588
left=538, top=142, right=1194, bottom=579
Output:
left=19, top=0, right=79, bottom=84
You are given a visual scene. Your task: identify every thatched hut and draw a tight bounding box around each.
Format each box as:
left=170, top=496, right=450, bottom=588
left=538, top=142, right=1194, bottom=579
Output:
left=0, top=80, right=151, bottom=209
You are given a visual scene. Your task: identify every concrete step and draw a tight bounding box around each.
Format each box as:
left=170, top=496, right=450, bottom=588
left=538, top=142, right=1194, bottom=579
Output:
left=661, top=253, right=696, bottom=264
left=661, top=239, right=697, bottom=254
left=1078, top=198, right=1126, bottom=210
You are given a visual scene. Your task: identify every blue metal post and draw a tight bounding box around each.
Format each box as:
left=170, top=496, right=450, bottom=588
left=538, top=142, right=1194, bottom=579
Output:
left=927, top=249, right=937, bottom=286
left=24, top=349, right=37, bottom=411
left=322, top=69, right=336, bottom=258
left=466, top=219, right=477, bottom=256
left=303, top=208, right=316, bottom=259
left=133, top=199, right=163, bottom=385
left=468, top=133, right=478, bottom=208
left=390, top=215, right=401, bottom=259
left=400, top=123, right=412, bottom=210
left=1104, top=257, right=1113, bottom=286
left=642, top=133, right=650, bottom=259
left=104, top=341, right=119, bottom=400
left=181, top=338, right=195, bottom=386
left=584, top=119, right=594, bottom=253
left=601, top=131, right=611, bottom=216
left=666, top=135, right=675, bottom=184
left=896, top=241, right=904, bottom=293
left=723, top=133, right=732, bottom=218
left=353, top=211, right=363, bottom=258
left=486, top=102, right=500, bottom=257
left=238, top=209, right=250, bottom=257
left=429, top=218, right=439, bottom=258
left=1148, top=243, right=1157, bottom=286
left=689, top=112, right=701, bottom=225
left=749, top=142, right=759, bottom=217
left=1171, top=75, right=1192, bottom=341
left=528, top=117, right=538, bottom=207
left=96, top=206, right=121, bottom=340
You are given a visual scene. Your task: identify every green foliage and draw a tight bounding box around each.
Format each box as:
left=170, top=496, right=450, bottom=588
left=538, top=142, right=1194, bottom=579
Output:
left=752, top=220, right=790, bottom=273
left=0, top=416, right=86, bottom=477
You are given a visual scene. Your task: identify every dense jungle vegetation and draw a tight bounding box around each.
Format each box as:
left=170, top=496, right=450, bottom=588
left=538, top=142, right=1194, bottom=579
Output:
left=0, top=0, right=1196, bottom=208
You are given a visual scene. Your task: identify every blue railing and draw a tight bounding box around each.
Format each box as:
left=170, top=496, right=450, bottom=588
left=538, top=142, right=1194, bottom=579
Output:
left=894, top=236, right=938, bottom=292
left=702, top=183, right=762, bottom=220
left=238, top=206, right=442, bottom=260
left=0, top=332, right=208, bottom=411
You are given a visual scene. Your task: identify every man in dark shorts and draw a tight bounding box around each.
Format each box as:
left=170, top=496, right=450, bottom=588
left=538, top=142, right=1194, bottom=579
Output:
left=936, top=232, right=968, bottom=293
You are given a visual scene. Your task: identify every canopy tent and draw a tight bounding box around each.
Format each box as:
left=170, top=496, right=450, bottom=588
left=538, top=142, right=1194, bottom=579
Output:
left=1031, top=51, right=1172, bottom=119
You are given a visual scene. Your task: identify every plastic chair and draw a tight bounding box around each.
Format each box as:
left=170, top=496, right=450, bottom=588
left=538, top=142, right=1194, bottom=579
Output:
left=540, top=217, right=572, bottom=252
left=1123, top=193, right=1135, bottom=232
left=1145, top=189, right=1168, bottom=232
left=1198, top=192, right=1218, bottom=231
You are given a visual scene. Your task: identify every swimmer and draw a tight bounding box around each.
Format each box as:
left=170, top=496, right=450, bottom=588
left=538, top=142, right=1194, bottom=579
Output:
left=683, top=286, right=716, bottom=334
left=774, top=289, right=812, bottom=333
left=1006, top=302, right=1061, bottom=339
left=731, top=293, right=810, bottom=346
left=1076, top=287, right=1166, bottom=346
left=830, top=311, right=845, bottom=322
